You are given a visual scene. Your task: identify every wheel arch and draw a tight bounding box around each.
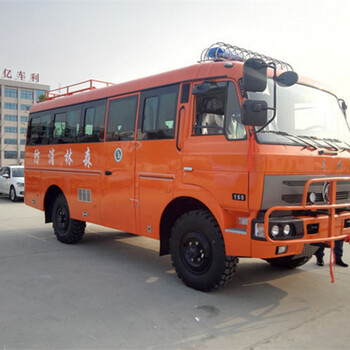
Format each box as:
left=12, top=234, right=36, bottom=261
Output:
left=159, top=195, right=223, bottom=256
left=44, top=185, right=64, bottom=223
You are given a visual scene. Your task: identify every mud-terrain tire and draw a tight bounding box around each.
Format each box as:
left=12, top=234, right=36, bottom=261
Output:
left=170, top=210, right=238, bottom=291
left=52, top=194, right=86, bottom=244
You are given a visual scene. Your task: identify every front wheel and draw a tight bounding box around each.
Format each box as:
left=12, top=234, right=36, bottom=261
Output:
left=170, top=210, right=238, bottom=291
left=52, top=194, right=86, bottom=244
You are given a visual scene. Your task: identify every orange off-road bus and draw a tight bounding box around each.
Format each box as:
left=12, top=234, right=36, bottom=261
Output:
left=25, top=43, right=350, bottom=291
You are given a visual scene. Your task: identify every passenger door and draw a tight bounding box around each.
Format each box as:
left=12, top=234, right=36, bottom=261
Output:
left=135, top=84, right=181, bottom=239
left=102, top=94, right=139, bottom=233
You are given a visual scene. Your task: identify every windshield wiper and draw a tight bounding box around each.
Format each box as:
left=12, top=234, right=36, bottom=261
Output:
left=323, top=138, right=350, bottom=152
left=321, top=139, right=339, bottom=151
left=260, top=131, right=317, bottom=150
left=297, top=135, right=341, bottom=152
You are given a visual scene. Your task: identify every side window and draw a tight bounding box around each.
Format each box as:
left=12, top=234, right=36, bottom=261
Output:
left=27, top=113, right=52, bottom=145
left=138, top=85, right=179, bottom=140
left=4, top=167, right=10, bottom=177
left=66, top=109, right=80, bottom=140
left=106, top=95, right=138, bottom=141
left=82, top=102, right=107, bottom=142
left=53, top=112, right=67, bottom=143
left=53, top=107, right=81, bottom=144
left=143, top=97, right=158, bottom=132
left=194, top=81, right=246, bottom=140
left=28, top=116, right=40, bottom=145
left=225, top=82, right=246, bottom=140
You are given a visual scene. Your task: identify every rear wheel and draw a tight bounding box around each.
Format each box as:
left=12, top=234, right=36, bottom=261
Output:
left=52, top=194, right=86, bottom=244
left=9, top=186, right=18, bottom=202
left=170, top=210, right=238, bottom=291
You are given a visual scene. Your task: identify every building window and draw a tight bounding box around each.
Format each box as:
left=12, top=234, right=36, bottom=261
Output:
left=4, top=138, right=17, bottom=145
left=5, top=88, right=18, bottom=98
left=20, top=104, right=31, bottom=111
left=20, top=116, right=28, bottom=122
left=20, top=127, right=27, bottom=134
left=20, top=151, right=25, bottom=159
left=36, top=90, right=46, bottom=102
left=5, top=115, right=18, bottom=122
left=20, top=139, right=26, bottom=145
left=4, top=151, right=18, bottom=159
left=4, top=126, right=18, bottom=133
left=4, top=103, right=18, bottom=110
left=20, top=90, right=34, bottom=100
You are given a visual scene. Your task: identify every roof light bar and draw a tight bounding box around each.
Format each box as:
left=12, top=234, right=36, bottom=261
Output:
left=200, top=42, right=293, bottom=71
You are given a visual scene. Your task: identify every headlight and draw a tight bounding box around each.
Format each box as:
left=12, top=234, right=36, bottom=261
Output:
left=283, top=224, right=291, bottom=236
left=308, top=192, right=316, bottom=204
left=254, top=223, right=265, bottom=239
left=16, top=182, right=24, bottom=187
left=271, top=225, right=280, bottom=237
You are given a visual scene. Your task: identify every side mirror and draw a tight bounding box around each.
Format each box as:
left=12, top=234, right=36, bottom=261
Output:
left=243, top=58, right=267, bottom=92
left=276, top=71, right=298, bottom=87
left=242, top=100, right=268, bottom=126
left=2, top=174, right=9, bottom=179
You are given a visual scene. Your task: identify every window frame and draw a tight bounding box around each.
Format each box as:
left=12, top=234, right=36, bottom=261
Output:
left=5, top=88, right=18, bottom=98
left=4, top=151, right=18, bottom=159
left=20, top=90, right=34, bottom=100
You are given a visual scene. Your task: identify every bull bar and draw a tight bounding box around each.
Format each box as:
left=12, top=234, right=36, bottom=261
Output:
left=263, top=177, right=350, bottom=248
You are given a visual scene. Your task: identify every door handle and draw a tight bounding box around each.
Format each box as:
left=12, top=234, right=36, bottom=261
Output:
left=105, top=170, right=112, bottom=176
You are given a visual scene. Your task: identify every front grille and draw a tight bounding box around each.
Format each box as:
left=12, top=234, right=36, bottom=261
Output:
left=261, top=175, right=350, bottom=210
left=282, top=191, right=349, bottom=204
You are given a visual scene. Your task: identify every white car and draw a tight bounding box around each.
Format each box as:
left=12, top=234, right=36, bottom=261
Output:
left=0, top=165, right=25, bottom=201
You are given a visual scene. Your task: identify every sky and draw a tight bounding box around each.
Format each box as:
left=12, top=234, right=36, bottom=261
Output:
left=0, top=0, right=349, bottom=105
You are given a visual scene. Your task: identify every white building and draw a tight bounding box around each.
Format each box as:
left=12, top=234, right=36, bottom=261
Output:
left=0, top=78, right=50, bottom=167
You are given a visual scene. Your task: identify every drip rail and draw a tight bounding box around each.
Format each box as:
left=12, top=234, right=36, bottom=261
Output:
left=46, top=79, right=114, bottom=100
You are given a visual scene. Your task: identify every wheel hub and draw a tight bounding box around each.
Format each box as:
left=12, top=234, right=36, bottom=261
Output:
left=181, top=232, right=212, bottom=274
left=57, top=206, right=68, bottom=231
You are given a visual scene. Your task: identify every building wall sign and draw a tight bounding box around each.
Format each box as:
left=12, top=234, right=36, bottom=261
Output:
left=2, top=68, right=39, bottom=83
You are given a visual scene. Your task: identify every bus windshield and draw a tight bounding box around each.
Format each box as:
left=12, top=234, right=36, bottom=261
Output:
left=249, top=81, right=350, bottom=148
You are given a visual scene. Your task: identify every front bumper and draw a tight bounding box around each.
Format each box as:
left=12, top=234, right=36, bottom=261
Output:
left=251, top=177, right=350, bottom=259
left=15, top=184, right=25, bottom=197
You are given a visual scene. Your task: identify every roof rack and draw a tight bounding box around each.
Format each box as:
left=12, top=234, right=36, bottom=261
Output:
left=200, top=42, right=294, bottom=71
left=46, top=79, right=114, bottom=100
